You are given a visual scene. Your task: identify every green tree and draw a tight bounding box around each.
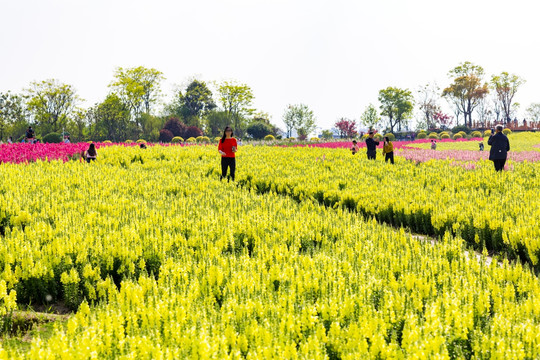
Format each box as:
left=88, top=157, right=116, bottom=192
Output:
left=24, top=79, right=81, bottom=134
left=87, top=93, right=131, bottom=142
left=247, top=121, right=273, bottom=139
left=205, top=110, right=233, bottom=137
left=442, top=61, right=489, bottom=127
left=321, top=130, right=333, bottom=140
left=180, top=80, right=216, bottom=126
left=216, top=81, right=254, bottom=134
left=0, top=92, right=28, bottom=141
left=526, top=103, right=540, bottom=123
left=491, top=72, right=525, bottom=123
left=378, top=87, right=414, bottom=132
left=417, top=83, right=441, bottom=129
left=109, top=66, right=165, bottom=120
left=282, top=104, right=316, bottom=140
left=360, top=104, right=381, bottom=131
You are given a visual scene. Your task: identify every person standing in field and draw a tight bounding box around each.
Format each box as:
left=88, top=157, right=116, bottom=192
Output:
left=25, top=127, right=35, bottom=143
left=365, top=132, right=379, bottom=160
left=488, top=125, right=510, bottom=172
left=479, top=142, right=484, bottom=151
left=351, top=140, right=359, bottom=155
left=431, top=139, right=437, bottom=150
left=218, top=126, right=237, bottom=181
left=84, top=143, right=97, bottom=163
left=382, top=136, right=394, bottom=164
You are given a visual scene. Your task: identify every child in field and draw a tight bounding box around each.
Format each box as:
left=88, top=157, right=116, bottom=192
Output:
left=382, top=137, right=394, bottom=164
left=431, top=140, right=437, bottom=150
left=351, top=140, right=359, bottom=155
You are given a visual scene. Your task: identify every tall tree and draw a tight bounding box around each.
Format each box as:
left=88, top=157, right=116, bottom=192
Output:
left=475, top=98, right=492, bottom=126
left=334, top=118, right=357, bottom=138
left=87, top=93, right=131, bottom=142
left=378, top=87, right=414, bottom=132
left=526, top=103, right=540, bottom=123
left=109, top=66, right=164, bottom=120
left=282, top=104, right=316, bottom=139
left=217, top=81, right=254, bottom=133
left=491, top=72, right=525, bottom=123
left=442, top=61, right=489, bottom=127
left=360, top=104, right=381, bottom=131
left=205, top=110, right=233, bottom=137
left=24, top=79, right=81, bottom=134
left=169, top=79, right=216, bottom=127
left=417, top=83, right=441, bottom=129
left=0, top=92, right=28, bottom=140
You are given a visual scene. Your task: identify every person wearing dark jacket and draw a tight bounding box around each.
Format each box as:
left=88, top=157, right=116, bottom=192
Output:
left=365, top=132, right=380, bottom=160
left=488, top=125, right=510, bottom=172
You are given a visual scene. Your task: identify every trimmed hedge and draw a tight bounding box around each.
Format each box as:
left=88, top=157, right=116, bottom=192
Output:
left=265, top=135, right=276, bottom=141
left=171, top=137, right=184, bottom=143
left=42, top=132, right=63, bottom=144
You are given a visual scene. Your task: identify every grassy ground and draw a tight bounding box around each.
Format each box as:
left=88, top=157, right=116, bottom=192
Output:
left=1, top=311, right=69, bottom=355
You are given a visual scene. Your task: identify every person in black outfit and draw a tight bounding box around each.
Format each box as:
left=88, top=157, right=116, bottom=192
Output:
left=365, top=132, right=380, bottom=160
left=488, top=125, right=510, bottom=172
left=25, top=127, right=35, bottom=142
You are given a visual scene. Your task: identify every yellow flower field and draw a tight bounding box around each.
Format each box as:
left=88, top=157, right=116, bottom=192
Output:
left=0, top=144, right=540, bottom=358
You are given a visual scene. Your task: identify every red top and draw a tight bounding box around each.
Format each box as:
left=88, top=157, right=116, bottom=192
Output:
left=218, top=138, right=237, bottom=158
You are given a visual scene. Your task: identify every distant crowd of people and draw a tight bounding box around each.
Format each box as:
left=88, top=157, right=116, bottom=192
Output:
left=1, top=125, right=512, bottom=174
left=350, top=126, right=510, bottom=172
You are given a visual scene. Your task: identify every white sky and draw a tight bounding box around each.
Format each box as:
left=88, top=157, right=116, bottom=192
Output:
left=1, top=0, right=539, bottom=131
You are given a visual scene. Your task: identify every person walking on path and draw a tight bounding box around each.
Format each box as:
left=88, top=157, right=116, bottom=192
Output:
left=218, top=126, right=237, bottom=181
left=488, top=125, right=510, bottom=172
left=382, top=136, right=394, bottom=164
left=365, top=132, right=379, bottom=160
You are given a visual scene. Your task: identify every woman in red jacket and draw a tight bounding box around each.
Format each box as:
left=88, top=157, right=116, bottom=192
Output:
left=218, top=126, right=237, bottom=181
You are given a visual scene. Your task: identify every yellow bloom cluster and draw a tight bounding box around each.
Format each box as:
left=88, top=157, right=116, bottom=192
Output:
left=237, top=143, right=540, bottom=268
left=0, top=145, right=539, bottom=358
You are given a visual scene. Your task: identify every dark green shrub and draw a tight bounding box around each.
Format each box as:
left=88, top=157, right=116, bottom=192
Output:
left=42, top=132, right=63, bottom=143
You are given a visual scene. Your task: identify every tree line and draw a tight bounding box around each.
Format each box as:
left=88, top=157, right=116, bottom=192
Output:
left=2, top=61, right=540, bottom=142
left=0, top=67, right=317, bottom=142
left=333, top=61, right=539, bottom=138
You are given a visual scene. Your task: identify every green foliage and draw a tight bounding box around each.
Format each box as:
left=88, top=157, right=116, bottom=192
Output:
left=136, top=139, right=147, bottom=143
left=503, top=128, right=512, bottom=135
left=247, top=121, right=273, bottom=140
left=171, top=137, right=184, bottom=143
left=360, top=104, right=381, bottom=130
left=25, top=79, right=81, bottom=134
left=264, top=134, right=275, bottom=141
left=484, top=130, right=492, bottom=137
left=282, top=104, right=317, bottom=139
left=168, top=79, right=216, bottom=128
left=378, top=87, right=414, bottom=132
left=0, top=92, right=28, bottom=141
left=443, top=62, right=489, bottom=126
left=186, top=137, right=196, bottom=143
left=42, top=132, right=63, bottom=144
left=441, top=133, right=450, bottom=139
left=451, top=125, right=470, bottom=134
left=383, top=133, right=396, bottom=141
left=321, top=130, right=333, bottom=140
left=214, top=137, right=221, bottom=143
left=310, top=137, right=320, bottom=142
left=205, top=110, right=233, bottom=137
left=491, top=72, right=525, bottom=122
left=217, top=81, right=254, bottom=134
left=458, top=131, right=467, bottom=138
left=453, top=133, right=463, bottom=139
left=87, top=93, right=131, bottom=142
left=470, top=131, right=482, bottom=138
left=428, top=132, right=438, bottom=139
left=417, top=132, right=427, bottom=139
left=109, top=66, right=165, bottom=117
